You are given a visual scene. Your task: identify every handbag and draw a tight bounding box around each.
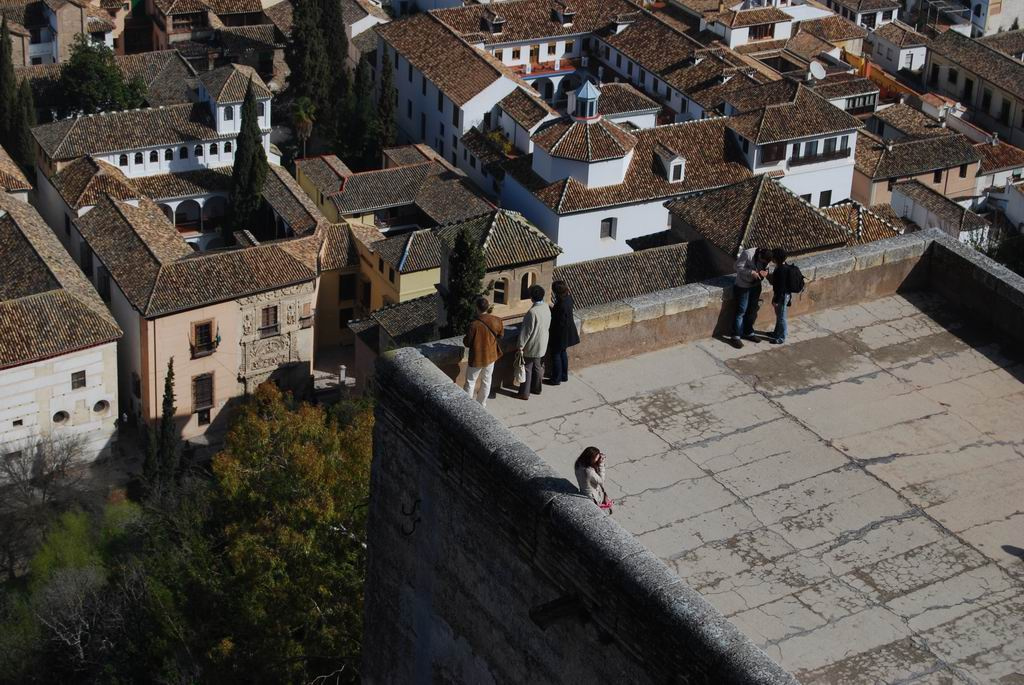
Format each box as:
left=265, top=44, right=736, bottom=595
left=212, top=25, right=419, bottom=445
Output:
left=513, top=349, right=527, bottom=386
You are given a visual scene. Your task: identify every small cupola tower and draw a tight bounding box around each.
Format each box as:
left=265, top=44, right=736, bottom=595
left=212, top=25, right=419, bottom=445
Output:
left=569, top=81, right=602, bottom=121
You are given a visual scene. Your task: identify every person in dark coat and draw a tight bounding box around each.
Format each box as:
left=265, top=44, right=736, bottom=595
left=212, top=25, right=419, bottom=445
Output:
left=547, top=280, right=580, bottom=385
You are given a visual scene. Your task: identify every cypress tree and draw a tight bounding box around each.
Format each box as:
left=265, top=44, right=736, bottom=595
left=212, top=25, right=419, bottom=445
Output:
left=319, top=0, right=350, bottom=132
left=157, top=357, right=178, bottom=484
left=446, top=227, right=486, bottom=335
left=375, top=49, right=397, bottom=163
left=0, top=19, right=16, bottom=141
left=142, top=426, right=159, bottom=492
left=11, top=79, right=34, bottom=172
left=287, top=0, right=328, bottom=109
left=341, top=57, right=373, bottom=168
left=228, top=80, right=269, bottom=242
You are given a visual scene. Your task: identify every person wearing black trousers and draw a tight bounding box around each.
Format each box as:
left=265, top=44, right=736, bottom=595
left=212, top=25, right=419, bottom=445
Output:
left=547, top=280, right=580, bottom=385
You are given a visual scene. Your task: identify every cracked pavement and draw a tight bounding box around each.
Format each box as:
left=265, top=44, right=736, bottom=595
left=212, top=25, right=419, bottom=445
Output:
left=489, top=293, right=1024, bottom=684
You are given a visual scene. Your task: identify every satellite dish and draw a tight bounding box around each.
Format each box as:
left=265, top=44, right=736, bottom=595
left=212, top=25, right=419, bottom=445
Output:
left=808, top=60, right=827, bottom=81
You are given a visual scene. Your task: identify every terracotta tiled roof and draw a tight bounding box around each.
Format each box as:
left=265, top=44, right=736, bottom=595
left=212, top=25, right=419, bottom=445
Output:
left=783, top=31, right=836, bottom=60
left=75, top=196, right=314, bottom=317
left=682, top=68, right=764, bottom=112
left=263, top=0, right=293, bottom=35
left=319, top=222, right=360, bottom=271
left=132, top=167, right=231, bottom=200
left=661, top=48, right=757, bottom=98
left=50, top=156, right=139, bottom=209
left=505, top=117, right=752, bottom=214
left=798, top=15, right=867, bottom=43
left=624, top=228, right=684, bottom=251
left=723, top=78, right=800, bottom=112
left=809, top=73, right=879, bottom=100
left=871, top=103, right=953, bottom=139
left=295, top=155, right=352, bottom=195
left=498, top=87, right=558, bottom=130
left=708, top=6, right=790, bottom=27
left=603, top=11, right=701, bottom=75
left=0, top=145, right=30, bottom=193
left=377, top=12, right=508, bottom=107
left=328, top=160, right=492, bottom=222
left=199, top=63, right=271, bottom=103
left=893, top=180, right=988, bottom=237
left=727, top=85, right=862, bottom=144
left=348, top=220, right=385, bottom=246
left=855, top=130, right=980, bottom=180
left=263, top=164, right=329, bottom=235
left=459, top=127, right=506, bottom=174
left=820, top=200, right=905, bottom=245
left=667, top=175, right=850, bottom=257
left=0, top=193, right=121, bottom=368
left=341, top=0, right=387, bottom=24
left=352, top=293, right=440, bottom=343
left=18, top=50, right=197, bottom=111
left=598, top=82, right=660, bottom=116
left=87, top=12, right=114, bottom=32
left=532, top=117, right=637, bottom=162
left=154, top=0, right=260, bottom=15
left=979, top=29, right=1024, bottom=59
left=382, top=144, right=437, bottom=167
left=275, top=233, right=320, bottom=271
left=431, top=0, right=634, bottom=44
left=553, top=241, right=709, bottom=310
left=928, top=30, right=1024, bottom=100
left=434, top=209, right=561, bottom=270
left=32, top=103, right=223, bottom=161
left=371, top=229, right=444, bottom=274
left=870, top=20, right=927, bottom=49
left=830, top=0, right=899, bottom=12
left=218, top=23, right=282, bottom=49
left=974, top=139, right=1024, bottom=174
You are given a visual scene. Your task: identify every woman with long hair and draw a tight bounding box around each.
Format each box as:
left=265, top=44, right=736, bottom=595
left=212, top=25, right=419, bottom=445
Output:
left=574, top=446, right=612, bottom=513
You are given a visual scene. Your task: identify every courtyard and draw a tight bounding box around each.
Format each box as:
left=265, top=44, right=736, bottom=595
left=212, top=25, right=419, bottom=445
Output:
left=490, top=293, right=1024, bottom=684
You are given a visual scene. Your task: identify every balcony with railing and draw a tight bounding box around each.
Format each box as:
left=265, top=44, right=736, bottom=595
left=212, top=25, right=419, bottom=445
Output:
left=788, top=147, right=852, bottom=168
left=509, top=56, right=583, bottom=78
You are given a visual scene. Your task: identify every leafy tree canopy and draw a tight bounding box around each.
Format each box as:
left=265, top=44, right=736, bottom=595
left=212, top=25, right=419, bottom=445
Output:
left=59, top=35, right=145, bottom=116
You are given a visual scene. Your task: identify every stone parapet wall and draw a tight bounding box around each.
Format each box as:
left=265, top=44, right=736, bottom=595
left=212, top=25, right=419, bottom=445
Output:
left=364, top=229, right=1024, bottom=683
left=365, top=347, right=798, bottom=684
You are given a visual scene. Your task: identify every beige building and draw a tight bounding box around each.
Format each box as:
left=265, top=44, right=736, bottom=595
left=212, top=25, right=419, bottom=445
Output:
left=67, top=195, right=316, bottom=445
left=2, top=0, right=115, bottom=67
left=0, top=193, right=122, bottom=463
left=853, top=130, right=982, bottom=205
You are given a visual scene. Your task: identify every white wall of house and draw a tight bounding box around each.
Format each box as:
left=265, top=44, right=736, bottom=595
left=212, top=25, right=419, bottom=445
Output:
left=605, top=110, right=658, bottom=129
left=738, top=129, right=857, bottom=205
left=533, top=146, right=632, bottom=189
left=501, top=173, right=675, bottom=264
left=1004, top=183, right=1024, bottom=230
left=977, top=164, right=1024, bottom=194
left=891, top=186, right=990, bottom=243
left=870, top=35, right=927, bottom=73
left=0, top=341, right=120, bottom=464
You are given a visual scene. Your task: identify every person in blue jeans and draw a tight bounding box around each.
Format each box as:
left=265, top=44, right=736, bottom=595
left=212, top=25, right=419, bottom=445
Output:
left=730, top=247, right=771, bottom=349
left=768, top=248, right=791, bottom=344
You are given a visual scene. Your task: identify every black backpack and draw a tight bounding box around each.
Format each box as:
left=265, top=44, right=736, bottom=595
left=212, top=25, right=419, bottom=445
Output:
left=786, top=264, right=805, bottom=294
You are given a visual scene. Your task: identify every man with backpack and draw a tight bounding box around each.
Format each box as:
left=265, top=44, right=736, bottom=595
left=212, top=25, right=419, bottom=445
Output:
left=768, top=249, right=804, bottom=344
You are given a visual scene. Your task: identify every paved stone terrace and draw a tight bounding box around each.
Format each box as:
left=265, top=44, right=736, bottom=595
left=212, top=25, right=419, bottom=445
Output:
left=489, top=293, right=1024, bottom=684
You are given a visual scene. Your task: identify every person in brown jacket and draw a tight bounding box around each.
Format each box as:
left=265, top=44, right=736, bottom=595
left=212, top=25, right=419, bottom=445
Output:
left=463, top=296, right=504, bottom=407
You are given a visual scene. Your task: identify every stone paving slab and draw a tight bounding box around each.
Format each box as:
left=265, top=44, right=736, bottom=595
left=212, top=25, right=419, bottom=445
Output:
left=488, top=294, right=1024, bottom=683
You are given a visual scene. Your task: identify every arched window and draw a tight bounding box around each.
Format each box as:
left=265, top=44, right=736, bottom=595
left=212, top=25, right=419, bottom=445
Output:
left=224, top=141, right=232, bottom=153
left=492, top=278, right=508, bottom=305
left=179, top=146, right=188, bottom=159
left=210, top=143, right=218, bottom=155
left=224, top=106, right=234, bottom=121
left=118, top=154, right=128, bottom=166
left=149, top=150, right=158, bottom=162
left=520, top=272, right=536, bottom=300
left=134, top=152, right=143, bottom=164
left=165, top=148, right=173, bottom=161
left=195, top=145, right=204, bottom=157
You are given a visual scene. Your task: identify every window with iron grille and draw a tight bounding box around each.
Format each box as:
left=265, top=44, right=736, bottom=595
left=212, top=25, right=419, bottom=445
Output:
left=71, top=371, right=86, bottom=390
left=193, top=373, right=214, bottom=412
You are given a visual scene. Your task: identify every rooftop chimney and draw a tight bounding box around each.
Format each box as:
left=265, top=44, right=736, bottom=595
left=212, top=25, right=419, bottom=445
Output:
left=991, top=132, right=1000, bottom=146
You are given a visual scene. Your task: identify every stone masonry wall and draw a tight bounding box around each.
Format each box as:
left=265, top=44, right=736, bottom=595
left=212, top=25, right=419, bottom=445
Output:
left=363, top=229, right=1024, bottom=683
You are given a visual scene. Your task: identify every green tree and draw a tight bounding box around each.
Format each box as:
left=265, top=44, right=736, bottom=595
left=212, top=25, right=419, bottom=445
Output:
left=287, top=0, right=329, bottom=109
left=340, top=57, right=374, bottom=167
left=292, top=96, right=316, bottom=159
left=10, top=79, right=35, bottom=172
left=375, top=50, right=397, bottom=162
left=202, top=383, right=371, bottom=681
left=319, top=0, right=350, bottom=135
left=228, top=80, right=269, bottom=242
left=0, top=19, right=16, bottom=141
left=157, top=358, right=178, bottom=485
left=445, top=226, right=486, bottom=335
left=59, top=35, right=145, bottom=116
